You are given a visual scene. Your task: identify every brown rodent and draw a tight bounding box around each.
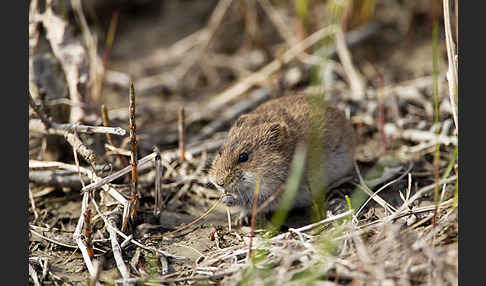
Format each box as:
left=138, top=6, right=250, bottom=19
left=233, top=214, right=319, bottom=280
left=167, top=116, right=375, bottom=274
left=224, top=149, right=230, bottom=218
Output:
left=208, top=93, right=357, bottom=221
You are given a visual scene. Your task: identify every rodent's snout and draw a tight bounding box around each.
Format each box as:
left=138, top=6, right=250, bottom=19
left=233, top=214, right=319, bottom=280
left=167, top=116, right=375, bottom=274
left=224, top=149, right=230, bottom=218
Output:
left=214, top=179, right=224, bottom=187
left=208, top=173, right=226, bottom=193
left=209, top=175, right=224, bottom=188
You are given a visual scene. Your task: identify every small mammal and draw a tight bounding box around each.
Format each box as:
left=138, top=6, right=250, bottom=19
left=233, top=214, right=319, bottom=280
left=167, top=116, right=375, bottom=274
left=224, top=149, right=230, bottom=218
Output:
left=209, top=93, right=357, bottom=222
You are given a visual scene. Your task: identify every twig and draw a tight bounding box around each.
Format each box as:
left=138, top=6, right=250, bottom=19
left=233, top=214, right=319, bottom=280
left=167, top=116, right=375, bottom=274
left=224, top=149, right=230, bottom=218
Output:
left=162, top=151, right=208, bottom=189
left=270, top=210, right=353, bottom=241
left=188, top=87, right=272, bottom=144
left=29, top=170, right=89, bottom=189
left=80, top=152, right=156, bottom=193
left=70, top=134, right=99, bottom=277
left=64, top=132, right=97, bottom=166
left=29, top=159, right=131, bottom=235
left=377, top=67, right=387, bottom=153
left=81, top=138, right=224, bottom=193
left=28, top=92, right=52, bottom=128
left=30, top=228, right=78, bottom=249
left=89, top=258, right=104, bottom=286
left=102, top=10, right=119, bottom=69
left=257, top=0, right=298, bottom=49
left=105, top=144, right=131, bottom=157
left=90, top=198, right=179, bottom=259
left=29, top=263, right=41, bottom=286
left=355, top=164, right=413, bottom=217
left=28, top=0, right=40, bottom=55
left=41, top=0, right=88, bottom=123
left=107, top=214, right=131, bottom=283
left=167, top=184, right=190, bottom=211
left=29, top=119, right=126, bottom=136
left=83, top=207, right=94, bottom=260
left=153, top=146, right=164, bottom=215
left=29, top=0, right=41, bottom=101
left=443, top=0, right=458, bottom=131
left=353, top=162, right=397, bottom=214
left=173, top=0, right=234, bottom=80
left=401, top=129, right=457, bottom=145
left=384, top=176, right=457, bottom=224
left=178, top=108, right=186, bottom=161
left=28, top=186, right=39, bottom=221
left=128, top=83, right=139, bottom=222
left=187, top=24, right=339, bottom=123
left=226, top=208, right=232, bottom=231
left=243, top=0, right=258, bottom=47
left=73, top=192, right=96, bottom=276
left=116, top=270, right=236, bottom=285
left=101, top=105, right=114, bottom=146
left=105, top=70, right=132, bottom=87
left=133, top=30, right=205, bottom=92
left=335, top=26, right=366, bottom=100
left=72, top=0, right=104, bottom=104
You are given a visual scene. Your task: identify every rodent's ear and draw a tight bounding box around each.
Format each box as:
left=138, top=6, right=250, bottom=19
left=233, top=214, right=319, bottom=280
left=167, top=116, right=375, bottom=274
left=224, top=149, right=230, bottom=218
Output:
left=234, top=114, right=258, bottom=128
left=262, top=122, right=287, bottom=145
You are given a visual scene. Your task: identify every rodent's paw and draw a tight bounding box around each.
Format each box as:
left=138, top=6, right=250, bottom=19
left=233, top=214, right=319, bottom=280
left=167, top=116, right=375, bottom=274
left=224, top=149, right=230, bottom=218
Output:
left=237, top=212, right=251, bottom=226
left=222, top=194, right=236, bottom=207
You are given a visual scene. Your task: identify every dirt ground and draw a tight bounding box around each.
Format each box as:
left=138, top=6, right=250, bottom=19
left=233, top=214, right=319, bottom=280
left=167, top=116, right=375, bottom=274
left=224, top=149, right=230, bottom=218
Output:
left=29, top=1, right=458, bottom=285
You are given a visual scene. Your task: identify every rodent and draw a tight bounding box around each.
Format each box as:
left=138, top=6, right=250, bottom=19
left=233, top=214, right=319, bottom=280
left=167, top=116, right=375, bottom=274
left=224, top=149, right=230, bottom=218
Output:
left=208, top=93, right=357, bottom=222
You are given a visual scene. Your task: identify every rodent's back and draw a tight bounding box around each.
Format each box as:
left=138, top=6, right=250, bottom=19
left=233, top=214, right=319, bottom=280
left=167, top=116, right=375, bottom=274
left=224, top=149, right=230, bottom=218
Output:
left=248, top=94, right=356, bottom=156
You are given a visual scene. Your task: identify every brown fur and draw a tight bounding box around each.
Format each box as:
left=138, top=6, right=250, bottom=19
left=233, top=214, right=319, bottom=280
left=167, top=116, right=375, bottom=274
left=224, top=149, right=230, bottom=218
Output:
left=209, top=93, right=357, bottom=219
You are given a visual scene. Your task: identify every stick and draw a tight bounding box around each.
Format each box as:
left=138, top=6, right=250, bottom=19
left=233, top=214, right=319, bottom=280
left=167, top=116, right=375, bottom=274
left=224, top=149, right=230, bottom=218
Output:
left=188, top=87, right=271, bottom=144
left=178, top=108, right=186, bottom=161
left=153, top=146, right=164, bottom=215
left=128, top=83, right=139, bottom=221
left=384, top=176, right=457, bottom=224
left=41, top=0, right=87, bottom=123
left=187, top=24, right=339, bottom=123
left=64, top=132, right=97, bottom=166
left=401, top=129, right=457, bottom=146
left=335, top=26, right=366, bottom=100
left=443, top=0, right=458, bottom=131
left=107, top=214, right=131, bottom=283
left=101, top=105, right=114, bottom=146
left=28, top=186, right=39, bottom=221
left=28, top=92, right=51, bottom=128
left=29, top=263, right=41, bottom=286
left=29, top=170, right=91, bottom=189
left=89, top=258, right=104, bottom=286
left=29, top=159, right=131, bottom=233
left=270, top=210, right=353, bottom=241
left=81, top=138, right=224, bottom=193
left=187, top=21, right=380, bottom=124
left=29, top=228, right=77, bottom=249
left=29, top=119, right=126, bottom=136
left=73, top=192, right=96, bottom=276
left=172, top=0, right=234, bottom=80
left=83, top=207, right=94, bottom=260
left=90, top=198, right=179, bottom=259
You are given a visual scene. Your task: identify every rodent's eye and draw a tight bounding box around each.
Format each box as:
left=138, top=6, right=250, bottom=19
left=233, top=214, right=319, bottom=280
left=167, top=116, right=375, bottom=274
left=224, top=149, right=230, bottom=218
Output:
left=237, top=152, right=248, bottom=163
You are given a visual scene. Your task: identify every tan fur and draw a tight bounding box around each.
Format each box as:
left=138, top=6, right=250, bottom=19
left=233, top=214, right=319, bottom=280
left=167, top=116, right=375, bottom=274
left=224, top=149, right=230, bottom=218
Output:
left=209, top=93, right=357, bottom=219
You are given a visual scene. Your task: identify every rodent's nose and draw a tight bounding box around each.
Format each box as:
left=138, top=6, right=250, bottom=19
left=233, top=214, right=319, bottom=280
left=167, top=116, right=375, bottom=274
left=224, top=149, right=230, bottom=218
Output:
left=216, top=180, right=225, bottom=187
